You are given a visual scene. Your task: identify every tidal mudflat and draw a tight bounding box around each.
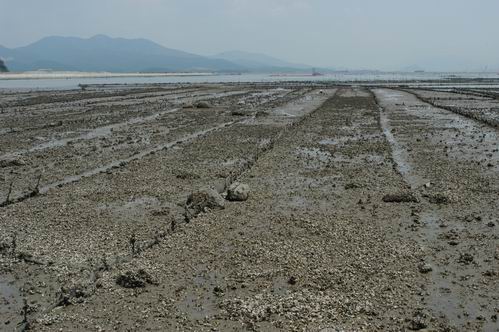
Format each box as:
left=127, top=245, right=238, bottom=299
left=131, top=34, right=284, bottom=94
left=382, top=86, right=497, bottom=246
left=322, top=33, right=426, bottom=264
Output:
left=0, top=83, right=497, bottom=331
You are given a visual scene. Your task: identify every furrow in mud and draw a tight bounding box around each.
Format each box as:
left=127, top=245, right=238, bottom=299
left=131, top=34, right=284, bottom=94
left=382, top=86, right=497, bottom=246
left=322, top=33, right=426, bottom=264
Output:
left=2, top=84, right=497, bottom=331
left=2, top=121, right=235, bottom=207
left=374, top=88, right=498, bottom=332
left=16, top=87, right=429, bottom=331
left=0, top=87, right=332, bottom=329
left=1, top=108, right=182, bottom=158
left=0, top=87, right=301, bottom=199
left=403, top=88, right=499, bottom=128
left=0, top=88, right=244, bottom=139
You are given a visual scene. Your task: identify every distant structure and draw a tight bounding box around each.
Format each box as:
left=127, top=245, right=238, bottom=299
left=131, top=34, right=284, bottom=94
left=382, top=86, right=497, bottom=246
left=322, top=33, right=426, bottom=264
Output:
left=312, top=68, right=323, bottom=76
left=0, top=59, right=8, bottom=72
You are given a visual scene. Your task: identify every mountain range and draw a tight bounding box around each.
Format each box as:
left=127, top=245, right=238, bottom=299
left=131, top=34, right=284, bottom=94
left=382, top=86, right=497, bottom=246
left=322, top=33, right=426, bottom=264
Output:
left=213, top=50, right=312, bottom=72
left=0, top=35, right=314, bottom=73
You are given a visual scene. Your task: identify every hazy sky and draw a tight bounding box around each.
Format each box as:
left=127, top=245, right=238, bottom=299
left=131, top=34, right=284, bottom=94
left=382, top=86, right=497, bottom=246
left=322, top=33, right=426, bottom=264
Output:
left=1, top=0, right=498, bottom=71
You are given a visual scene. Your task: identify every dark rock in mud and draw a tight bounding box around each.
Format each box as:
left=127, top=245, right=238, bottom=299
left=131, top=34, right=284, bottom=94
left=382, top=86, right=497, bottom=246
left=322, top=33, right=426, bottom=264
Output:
left=406, top=310, right=430, bottom=330
left=345, top=182, right=360, bottom=190
left=0, top=242, right=9, bottom=253
left=255, top=110, right=269, bottom=117
left=196, top=101, right=212, bottom=109
left=227, top=182, right=250, bottom=201
left=426, top=192, right=451, bottom=204
left=458, top=253, right=474, bottom=265
left=418, top=263, right=433, bottom=274
left=57, top=281, right=95, bottom=306
left=182, top=102, right=194, bottom=108
left=116, top=269, right=156, bottom=288
left=0, top=156, right=26, bottom=168
left=186, top=187, right=225, bottom=213
left=17, top=251, right=44, bottom=265
left=462, top=214, right=482, bottom=223
left=382, top=192, right=419, bottom=203
left=438, top=230, right=460, bottom=245
left=213, top=286, right=224, bottom=297
left=47, top=121, right=63, bottom=128
left=175, top=170, right=200, bottom=180
left=231, top=109, right=249, bottom=116
left=483, top=270, right=497, bottom=277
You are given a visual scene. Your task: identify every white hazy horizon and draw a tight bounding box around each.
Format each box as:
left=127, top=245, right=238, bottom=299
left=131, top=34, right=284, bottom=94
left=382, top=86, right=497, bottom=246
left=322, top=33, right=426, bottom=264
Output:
left=1, top=0, right=498, bottom=72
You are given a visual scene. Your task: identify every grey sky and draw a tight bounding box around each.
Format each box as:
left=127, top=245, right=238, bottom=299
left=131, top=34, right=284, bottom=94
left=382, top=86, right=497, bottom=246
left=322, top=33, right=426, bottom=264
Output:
left=1, top=0, right=498, bottom=71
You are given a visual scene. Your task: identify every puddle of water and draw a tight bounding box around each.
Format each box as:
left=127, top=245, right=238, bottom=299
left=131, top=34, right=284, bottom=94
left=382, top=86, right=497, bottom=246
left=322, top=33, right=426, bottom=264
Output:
left=98, top=196, right=161, bottom=219
left=296, top=147, right=332, bottom=164
left=178, top=270, right=222, bottom=320
left=417, top=211, right=497, bottom=331
left=0, top=275, right=22, bottom=327
left=338, top=88, right=371, bottom=98
left=319, top=138, right=337, bottom=145
left=319, top=133, right=381, bottom=146
left=378, top=108, right=422, bottom=188
left=271, top=90, right=333, bottom=119
left=275, top=110, right=298, bottom=117
left=272, top=277, right=292, bottom=297
left=221, top=159, right=244, bottom=167
left=0, top=128, right=13, bottom=135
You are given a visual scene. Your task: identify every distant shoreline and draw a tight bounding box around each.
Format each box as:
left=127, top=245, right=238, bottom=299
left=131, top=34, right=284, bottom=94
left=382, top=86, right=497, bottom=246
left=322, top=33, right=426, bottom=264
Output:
left=1, top=71, right=499, bottom=91
left=0, top=71, right=217, bottom=80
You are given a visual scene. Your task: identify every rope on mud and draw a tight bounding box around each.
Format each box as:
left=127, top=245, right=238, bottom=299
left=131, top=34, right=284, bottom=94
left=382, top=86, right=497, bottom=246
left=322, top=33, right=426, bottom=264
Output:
left=5, top=88, right=334, bottom=328
left=0, top=175, right=41, bottom=208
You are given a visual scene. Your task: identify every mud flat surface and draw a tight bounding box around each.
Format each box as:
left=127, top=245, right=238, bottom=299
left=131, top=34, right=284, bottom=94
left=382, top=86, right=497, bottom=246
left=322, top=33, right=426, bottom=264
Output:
left=405, top=88, right=499, bottom=127
left=0, top=83, right=497, bottom=331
